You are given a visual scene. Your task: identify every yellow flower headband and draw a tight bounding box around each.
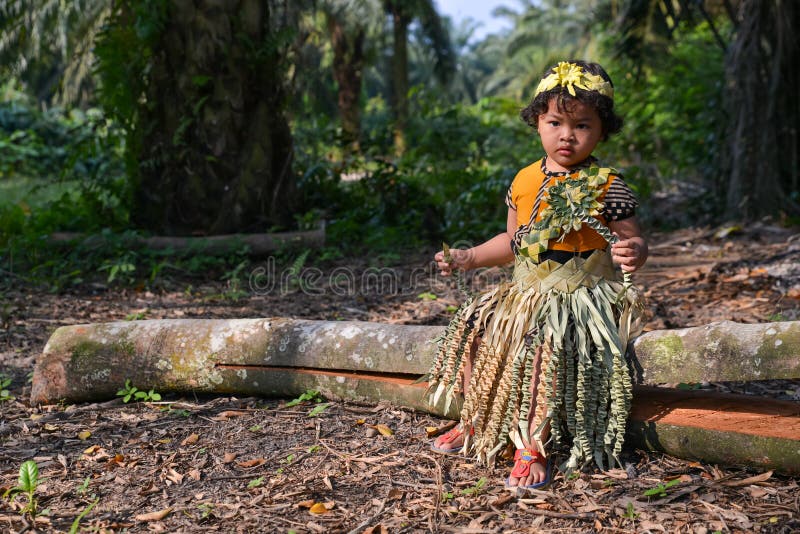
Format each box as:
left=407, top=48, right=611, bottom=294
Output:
left=534, top=62, right=614, bottom=99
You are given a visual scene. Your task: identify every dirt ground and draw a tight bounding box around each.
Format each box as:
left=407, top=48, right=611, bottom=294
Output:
left=1, top=223, right=800, bottom=533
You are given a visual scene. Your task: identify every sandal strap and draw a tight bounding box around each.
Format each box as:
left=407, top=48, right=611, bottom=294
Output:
left=509, top=448, right=544, bottom=478
left=438, top=424, right=474, bottom=444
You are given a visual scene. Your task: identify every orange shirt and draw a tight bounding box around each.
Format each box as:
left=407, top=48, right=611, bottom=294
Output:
left=506, top=158, right=615, bottom=253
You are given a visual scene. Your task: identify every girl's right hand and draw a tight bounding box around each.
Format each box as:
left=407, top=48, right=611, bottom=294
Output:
left=434, top=248, right=471, bottom=276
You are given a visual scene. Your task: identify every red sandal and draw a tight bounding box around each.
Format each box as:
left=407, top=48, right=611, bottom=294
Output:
left=505, top=448, right=551, bottom=490
left=430, top=424, right=472, bottom=455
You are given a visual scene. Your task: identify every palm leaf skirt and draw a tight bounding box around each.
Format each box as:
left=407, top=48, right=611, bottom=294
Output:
left=427, top=250, right=644, bottom=472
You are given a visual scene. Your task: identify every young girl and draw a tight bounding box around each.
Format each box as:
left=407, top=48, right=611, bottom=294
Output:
left=426, top=61, right=647, bottom=490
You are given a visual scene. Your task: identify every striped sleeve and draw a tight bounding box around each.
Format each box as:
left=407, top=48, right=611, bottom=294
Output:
left=505, top=181, right=517, bottom=210
left=602, top=176, right=638, bottom=221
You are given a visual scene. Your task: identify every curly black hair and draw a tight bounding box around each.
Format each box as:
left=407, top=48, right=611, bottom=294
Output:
left=520, top=60, right=623, bottom=141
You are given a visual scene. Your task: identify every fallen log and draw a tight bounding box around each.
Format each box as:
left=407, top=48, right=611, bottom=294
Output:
left=49, top=226, right=325, bottom=256
left=31, top=318, right=800, bottom=473
left=631, top=320, right=800, bottom=384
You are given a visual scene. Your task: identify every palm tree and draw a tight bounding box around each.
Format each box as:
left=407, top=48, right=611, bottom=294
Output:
left=320, top=0, right=383, bottom=152
left=481, top=0, right=597, bottom=101
left=0, top=0, right=111, bottom=104
left=383, top=0, right=455, bottom=153
left=2, top=0, right=311, bottom=235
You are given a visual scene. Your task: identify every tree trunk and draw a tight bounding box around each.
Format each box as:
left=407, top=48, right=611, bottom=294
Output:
left=388, top=2, right=410, bottom=155
left=722, top=0, right=800, bottom=219
left=327, top=14, right=365, bottom=153
left=131, top=0, right=296, bottom=236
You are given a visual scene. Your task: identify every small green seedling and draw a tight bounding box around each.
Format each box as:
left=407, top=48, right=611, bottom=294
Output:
left=441, top=490, right=455, bottom=501
left=248, top=424, right=262, bottom=432
left=3, top=460, right=41, bottom=518
left=197, top=502, right=214, bottom=519
left=285, top=389, right=323, bottom=407
left=0, top=374, right=14, bottom=402
left=417, top=292, right=438, bottom=301
left=125, top=311, right=147, bottom=321
left=623, top=502, right=639, bottom=520
left=308, top=403, right=330, bottom=417
left=643, top=478, right=681, bottom=498
left=116, top=380, right=162, bottom=402
left=307, top=445, right=321, bottom=454
left=69, top=498, right=99, bottom=534
left=247, top=477, right=264, bottom=489
left=76, top=476, right=91, bottom=495
left=461, top=477, right=488, bottom=496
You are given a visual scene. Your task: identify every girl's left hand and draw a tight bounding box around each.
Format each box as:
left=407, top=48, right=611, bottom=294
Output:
left=611, top=236, right=647, bottom=272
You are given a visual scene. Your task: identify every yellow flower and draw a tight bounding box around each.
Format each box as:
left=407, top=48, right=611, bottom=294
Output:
left=534, top=62, right=615, bottom=99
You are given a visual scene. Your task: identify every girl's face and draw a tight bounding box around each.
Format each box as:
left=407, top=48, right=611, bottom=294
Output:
left=537, top=98, right=602, bottom=172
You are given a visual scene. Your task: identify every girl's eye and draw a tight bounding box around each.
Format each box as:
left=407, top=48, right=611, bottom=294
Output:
left=577, top=124, right=590, bottom=129
left=549, top=121, right=560, bottom=127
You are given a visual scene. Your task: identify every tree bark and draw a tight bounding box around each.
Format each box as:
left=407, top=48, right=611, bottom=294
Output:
left=327, top=13, right=365, bottom=152
left=630, top=320, right=800, bottom=384
left=722, top=0, right=800, bottom=219
left=387, top=2, right=410, bottom=155
left=131, top=0, right=296, bottom=235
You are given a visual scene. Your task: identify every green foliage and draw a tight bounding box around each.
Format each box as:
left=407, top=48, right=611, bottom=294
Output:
left=461, top=477, right=488, bottom=496
left=643, top=478, right=681, bottom=498
left=3, top=460, right=41, bottom=518
left=116, top=379, right=162, bottom=403
left=623, top=502, right=639, bottom=520
left=247, top=477, right=265, bottom=489
left=596, top=22, right=727, bottom=223
left=285, top=389, right=324, bottom=407
left=307, top=402, right=330, bottom=417
left=0, top=374, right=14, bottom=403
left=0, top=84, right=129, bottom=231
left=69, top=498, right=99, bottom=534
left=294, top=93, right=531, bottom=251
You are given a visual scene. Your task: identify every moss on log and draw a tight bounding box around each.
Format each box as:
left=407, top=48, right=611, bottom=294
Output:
left=632, top=320, right=800, bottom=384
left=31, top=319, right=438, bottom=403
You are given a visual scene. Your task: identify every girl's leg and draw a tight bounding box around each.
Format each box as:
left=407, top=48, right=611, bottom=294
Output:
left=431, top=335, right=477, bottom=452
left=506, top=345, right=550, bottom=487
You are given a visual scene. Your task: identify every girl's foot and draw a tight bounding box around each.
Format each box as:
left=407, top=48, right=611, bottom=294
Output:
left=505, top=448, right=550, bottom=489
left=430, top=424, right=466, bottom=454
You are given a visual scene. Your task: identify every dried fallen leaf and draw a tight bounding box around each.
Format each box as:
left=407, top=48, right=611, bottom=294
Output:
left=135, top=507, right=172, bottom=522
left=309, top=503, right=328, bottom=515
left=387, top=488, right=404, bottom=501
left=371, top=424, right=393, bottom=437
left=323, top=475, right=333, bottom=491
left=425, top=426, right=439, bottom=438
left=165, top=468, right=183, bottom=485
left=355, top=419, right=366, bottom=425
left=181, top=433, right=199, bottom=446
left=223, top=452, right=237, bottom=464
left=237, top=458, right=266, bottom=468
left=309, top=502, right=333, bottom=515
left=187, top=469, right=201, bottom=482
left=721, top=470, right=772, bottom=487
left=296, top=499, right=315, bottom=509
left=43, top=423, right=58, bottom=432
left=77, top=430, right=91, bottom=440
left=213, top=410, right=248, bottom=420
left=83, top=445, right=101, bottom=455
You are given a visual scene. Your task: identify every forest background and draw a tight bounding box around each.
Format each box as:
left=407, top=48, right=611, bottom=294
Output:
left=0, top=0, right=798, bottom=292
